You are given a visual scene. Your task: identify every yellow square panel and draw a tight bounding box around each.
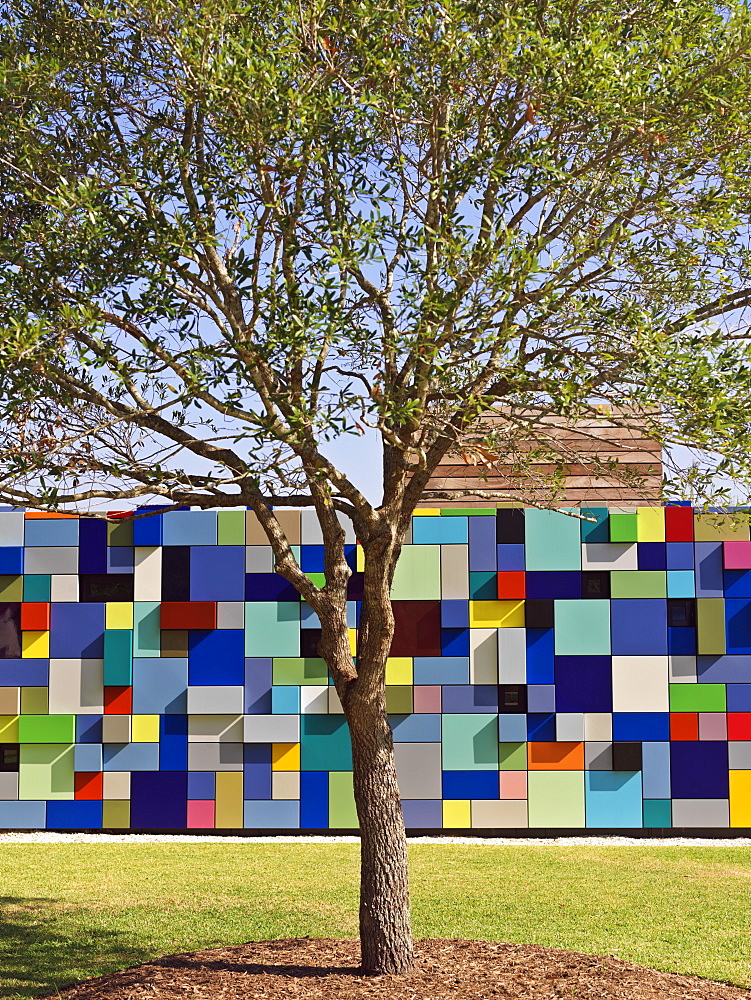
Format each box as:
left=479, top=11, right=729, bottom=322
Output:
left=636, top=507, right=665, bottom=542
left=131, top=715, right=160, bottom=742
left=413, top=509, right=441, bottom=516
left=356, top=545, right=364, bottom=572
left=0, top=716, right=19, bottom=742
left=22, top=631, right=49, bottom=658
left=272, top=742, right=300, bottom=771
left=348, top=629, right=358, bottom=655
left=443, top=799, right=471, bottom=828
left=694, top=513, right=750, bottom=542
left=730, top=770, right=751, bottom=827
left=106, top=602, right=134, bottom=629
left=385, top=657, right=413, bottom=685
left=469, top=600, right=525, bottom=628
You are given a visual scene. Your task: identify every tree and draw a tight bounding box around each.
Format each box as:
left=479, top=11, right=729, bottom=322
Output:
left=3, top=0, right=751, bottom=974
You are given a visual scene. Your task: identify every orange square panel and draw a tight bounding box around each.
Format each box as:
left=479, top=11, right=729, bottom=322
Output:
left=528, top=741, right=584, bottom=770
left=497, top=572, right=526, bottom=600
left=161, top=602, right=217, bottom=630
left=20, top=603, right=50, bottom=631
left=24, top=512, right=78, bottom=519
left=670, top=713, right=699, bottom=740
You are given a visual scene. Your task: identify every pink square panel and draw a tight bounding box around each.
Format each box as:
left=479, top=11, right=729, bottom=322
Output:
left=724, top=541, right=751, bottom=570
left=499, top=771, right=527, bottom=799
left=413, top=685, right=441, bottom=713
left=698, top=712, right=727, bottom=741
left=187, top=800, right=215, bottom=829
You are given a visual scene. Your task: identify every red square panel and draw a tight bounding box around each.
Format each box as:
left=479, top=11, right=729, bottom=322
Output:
left=104, top=686, right=133, bottom=715
left=161, top=601, right=217, bottom=630
left=20, top=602, right=50, bottom=631
left=75, top=772, right=103, bottom=800
left=670, top=713, right=698, bottom=740
left=497, top=572, right=525, bottom=600
left=665, top=506, right=694, bottom=542
left=728, top=713, right=751, bottom=740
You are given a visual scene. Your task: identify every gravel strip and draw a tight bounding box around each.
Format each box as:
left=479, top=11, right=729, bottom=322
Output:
left=0, top=831, right=749, bottom=845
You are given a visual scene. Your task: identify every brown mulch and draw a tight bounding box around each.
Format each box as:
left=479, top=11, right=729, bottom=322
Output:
left=49, top=938, right=751, bottom=1000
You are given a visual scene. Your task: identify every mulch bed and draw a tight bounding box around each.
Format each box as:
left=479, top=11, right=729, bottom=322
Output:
left=50, top=938, right=751, bottom=1000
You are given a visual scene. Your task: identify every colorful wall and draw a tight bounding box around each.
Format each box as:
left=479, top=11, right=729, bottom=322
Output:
left=0, top=504, right=750, bottom=832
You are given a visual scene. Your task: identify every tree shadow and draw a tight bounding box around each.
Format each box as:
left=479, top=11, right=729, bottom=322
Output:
left=0, top=896, right=153, bottom=998
left=159, top=954, right=362, bottom=978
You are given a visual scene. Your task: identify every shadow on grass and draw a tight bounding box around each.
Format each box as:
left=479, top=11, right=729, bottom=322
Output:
left=0, top=897, right=152, bottom=999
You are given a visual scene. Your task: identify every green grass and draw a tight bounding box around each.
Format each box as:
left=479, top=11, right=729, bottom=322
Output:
left=0, top=843, right=750, bottom=997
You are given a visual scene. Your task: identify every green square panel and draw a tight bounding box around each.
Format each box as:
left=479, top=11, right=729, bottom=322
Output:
left=0, top=576, right=23, bottom=601
left=610, top=571, right=667, bottom=599
left=133, top=602, right=161, bottom=657
left=669, top=684, right=726, bottom=712
left=385, top=685, right=413, bottom=714
left=18, top=714, right=75, bottom=743
left=469, top=572, right=497, bottom=600
left=329, top=771, right=358, bottom=829
left=643, top=799, right=672, bottom=827
left=301, top=716, right=352, bottom=771
left=524, top=510, right=581, bottom=571
left=245, top=602, right=300, bottom=657
left=23, top=575, right=51, bottom=601
left=554, top=600, right=611, bottom=655
left=306, top=572, right=326, bottom=588
left=391, top=545, right=441, bottom=600
left=19, top=744, right=75, bottom=800
left=609, top=512, right=638, bottom=543
left=442, top=714, right=499, bottom=770
left=272, top=658, right=328, bottom=686
left=107, top=519, right=134, bottom=546
left=217, top=510, right=246, bottom=545
left=499, top=742, right=527, bottom=770
left=528, top=771, right=585, bottom=828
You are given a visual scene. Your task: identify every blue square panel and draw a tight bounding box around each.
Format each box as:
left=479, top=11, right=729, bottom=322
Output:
left=49, top=603, right=105, bottom=657
left=0, top=548, right=22, bottom=574
left=401, top=799, right=443, bottom=828
left=390, top=714, right=441, bottom=742
left=162, top=510, right=217, bottom=546
left=468, top=517, right=496, bottom=571
left=441, top=628, right=470, bottom=656
left=441, top=601, right=469, bottom=628
left=107, top=546, right=134, bottom=574
left=526, top=629, right=554, bottom=684
left=527, top=713, right=556, bottom=741
left=726, top=599, right=751, bottom=654
left=159, top=714, right=188, bottom=770
left=413, top=516, right=468, bottom=545
left=132, top=657, right=188, bottom=714
left=725, top=570, right=751, bottom=598
left=245, top=574, right=299, bottom=602
left=613, top=713, right=669, bottom=741
left=131, top=771, right=188, bottom=828
left=76, top=715, right=102, bottom=743
left=585, top=771, right=642, bottom=828
left=441, top=685, right=498, bottom=713
left=695, top=542, right=723, bottom=598
left=727, top=684, right=751, bottom=711
left=666, top=542, right=694, bottom=571
left=497, top=545, right=525, bottom=571
left=24, top=518, right=79, bottom=547
left=133, top=512, right=163, bottom=546
left=638, top=543, right=666, bottom=571
left=244, top=657, right=272, bottom=714
left=554, top=656, right=612, bottom=713
left=244, top=799, right=300, bottom=829
left=526, top=572, right=581, bottom=600
left=498, top=714, right=527, bottom=742
left=79, top=519, right=107, bottom=574
left=668, top=627, right=696, bottom=655
left=47, top=800, right=102, bottom=830
left=300, top=546, right=325, bottom=573
left=670, top=741, right=728, bottom=799
left=190, top=546, right=245, bottom=600
left=611, top=600, right=667, bottom=655
left=188, top=771, right=215, bottom=799
left=442, top=770, right=498, bottom=799
left=188, top=629, right=245, bottom=685
left=300, top=770, right=328, bottom=828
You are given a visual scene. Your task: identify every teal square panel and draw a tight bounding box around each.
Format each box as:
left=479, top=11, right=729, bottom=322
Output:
left=554, top=600, right=611, bottom=655
left=245, top=602, right=300, bottom=657
left=133, top=601, right=160, bottom=657
left=580, top=508, right=609, bottom=543
left=667, top=571, right=695, bottom=598
left=442, top=714, right=499, bottom=770
left=525, top=509, right=581, bottom=571
left=301, top=716, right=352, bottom=771
left=391, top=545, right=440, bottom=600
left=643, top=799, right=672, bottom=827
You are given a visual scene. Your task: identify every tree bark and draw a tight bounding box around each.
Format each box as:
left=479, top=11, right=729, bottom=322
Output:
left=344, top=678, right=413, bottom=975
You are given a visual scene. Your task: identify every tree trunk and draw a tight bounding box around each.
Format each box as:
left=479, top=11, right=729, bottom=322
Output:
left=344, top=679, right=413, bottom=975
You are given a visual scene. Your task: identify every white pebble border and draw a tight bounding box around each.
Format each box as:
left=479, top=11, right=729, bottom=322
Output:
left=0, top=831, right=749, bottom=846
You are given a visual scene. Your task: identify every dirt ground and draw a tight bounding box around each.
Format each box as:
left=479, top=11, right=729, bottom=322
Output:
left=49, top=937, right=751, bottom=1000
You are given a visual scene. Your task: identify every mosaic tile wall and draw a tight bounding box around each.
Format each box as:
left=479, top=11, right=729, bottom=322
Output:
left=0, top=504, right=750, bottom=831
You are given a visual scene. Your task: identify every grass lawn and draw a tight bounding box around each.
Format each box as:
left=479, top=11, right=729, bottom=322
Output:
left=0, top=842, right=750, bottom=997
